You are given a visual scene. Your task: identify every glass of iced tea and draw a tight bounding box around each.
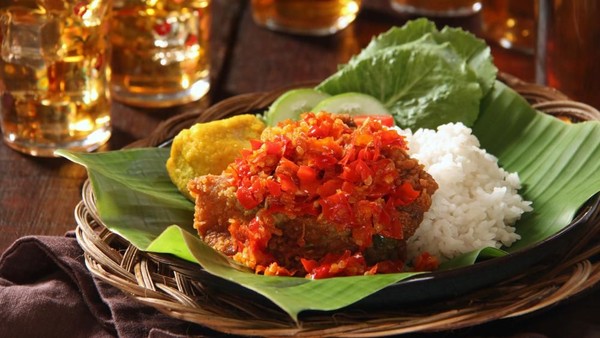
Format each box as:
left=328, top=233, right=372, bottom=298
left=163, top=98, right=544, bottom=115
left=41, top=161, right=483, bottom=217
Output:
left=390, top=0, right=482, bottom=17
left=251, top=0, right=361, bottom=36
left=0, top=0, right=112, bottom=157
left=109, top=0, right=211, bottom=108
left=536, top=0, right=600, bottom=109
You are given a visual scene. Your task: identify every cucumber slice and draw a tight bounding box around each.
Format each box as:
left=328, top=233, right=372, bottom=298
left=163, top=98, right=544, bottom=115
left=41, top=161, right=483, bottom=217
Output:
left=265, top=88, right=330, bottom=125
left=312, top=92, right=391, bottom=116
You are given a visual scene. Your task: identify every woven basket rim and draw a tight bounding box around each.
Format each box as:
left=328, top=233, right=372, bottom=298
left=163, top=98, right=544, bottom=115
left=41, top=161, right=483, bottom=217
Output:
left=76, top=74, right=600, bottom=336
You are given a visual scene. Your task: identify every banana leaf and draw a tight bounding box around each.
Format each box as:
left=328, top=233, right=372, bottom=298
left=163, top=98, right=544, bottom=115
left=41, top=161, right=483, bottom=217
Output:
left=56, top=81, right=600, bottom=322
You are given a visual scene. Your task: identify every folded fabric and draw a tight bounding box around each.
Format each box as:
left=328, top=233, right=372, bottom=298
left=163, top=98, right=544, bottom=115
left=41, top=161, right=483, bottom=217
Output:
left=0, top=233, right=219, bottom=338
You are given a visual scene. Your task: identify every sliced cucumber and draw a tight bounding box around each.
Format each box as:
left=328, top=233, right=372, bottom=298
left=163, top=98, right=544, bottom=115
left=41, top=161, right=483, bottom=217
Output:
left=265, top=88, right=330, bottom=125
left=312, top=92, right=391, bottom=116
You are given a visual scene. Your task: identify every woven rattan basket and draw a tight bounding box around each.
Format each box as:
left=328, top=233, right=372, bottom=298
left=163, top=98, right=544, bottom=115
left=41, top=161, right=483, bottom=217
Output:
left=74, top=73, right=600, bottom=337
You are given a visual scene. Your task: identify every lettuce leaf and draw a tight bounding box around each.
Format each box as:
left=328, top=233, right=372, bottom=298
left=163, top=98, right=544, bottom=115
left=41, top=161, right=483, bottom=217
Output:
left=348, top=19, right=496, bottom=95
left=317, top=18, right=497, bottom=130
left=317, top=43, right=482, bottom=129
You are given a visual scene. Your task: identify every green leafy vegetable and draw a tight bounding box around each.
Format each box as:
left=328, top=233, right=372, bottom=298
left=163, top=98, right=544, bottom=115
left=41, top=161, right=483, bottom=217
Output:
left=348, top=19, right=496, bottom=95
left=316, top=18, right=496, bottom=130
left=317, top=43, right=482, bottom=129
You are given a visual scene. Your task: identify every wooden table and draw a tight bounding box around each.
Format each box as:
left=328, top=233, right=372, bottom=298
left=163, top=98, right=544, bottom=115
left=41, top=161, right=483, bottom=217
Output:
left=0, top=1, right=597, bottom=336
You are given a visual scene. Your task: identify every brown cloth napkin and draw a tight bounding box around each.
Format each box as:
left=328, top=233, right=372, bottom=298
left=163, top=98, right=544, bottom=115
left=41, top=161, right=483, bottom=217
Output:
left=0, top=233, right=224, bottom=338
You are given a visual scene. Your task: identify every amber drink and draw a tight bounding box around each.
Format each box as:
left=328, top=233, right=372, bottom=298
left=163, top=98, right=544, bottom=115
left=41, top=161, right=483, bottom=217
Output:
left=0, top=0, right=112, bottom=157
left=536, top=0, right=600, bottom=109
left=109, top=0, right=211, bottom=107
left=251, top=0, right=361, bottom=36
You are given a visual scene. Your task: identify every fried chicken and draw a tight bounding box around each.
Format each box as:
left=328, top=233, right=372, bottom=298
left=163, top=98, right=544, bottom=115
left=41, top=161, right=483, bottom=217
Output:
left=188, top=112, right=438, bottom=277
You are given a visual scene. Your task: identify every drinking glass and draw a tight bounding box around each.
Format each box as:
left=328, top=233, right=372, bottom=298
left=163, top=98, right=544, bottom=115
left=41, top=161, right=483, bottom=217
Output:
left=536, top=0, right=600, bottom=109
left=0, top=0, right=113, bottom=157
left=109, top=0, right=211, bottom=107
left=251, top=0, right=361, bottom=36
left=390, top=0, right=482, bottom=17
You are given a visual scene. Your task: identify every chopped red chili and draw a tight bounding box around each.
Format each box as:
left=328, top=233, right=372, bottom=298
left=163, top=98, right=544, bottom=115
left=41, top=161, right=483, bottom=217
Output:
left=301, top=250, right=368, bottom=279
left=413, top=252, right=440, bottom=271
left=353, top=115, right=395, bottom=127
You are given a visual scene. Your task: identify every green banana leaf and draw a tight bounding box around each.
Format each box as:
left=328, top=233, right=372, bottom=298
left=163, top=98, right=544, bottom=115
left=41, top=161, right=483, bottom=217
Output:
left=56, top=81, right=600, bottom=322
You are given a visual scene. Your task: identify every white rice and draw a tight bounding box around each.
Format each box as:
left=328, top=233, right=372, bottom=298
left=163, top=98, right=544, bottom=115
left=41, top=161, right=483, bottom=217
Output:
left=397, top=123, right=533, bottom=262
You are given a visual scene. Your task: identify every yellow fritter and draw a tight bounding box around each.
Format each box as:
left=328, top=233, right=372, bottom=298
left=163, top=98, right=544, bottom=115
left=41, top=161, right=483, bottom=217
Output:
left=166, top=114, right=265, bottom=200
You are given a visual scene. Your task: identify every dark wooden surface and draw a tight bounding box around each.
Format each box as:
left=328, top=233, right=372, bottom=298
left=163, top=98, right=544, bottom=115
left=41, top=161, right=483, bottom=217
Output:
left=0, top=1, right=597, bottom=337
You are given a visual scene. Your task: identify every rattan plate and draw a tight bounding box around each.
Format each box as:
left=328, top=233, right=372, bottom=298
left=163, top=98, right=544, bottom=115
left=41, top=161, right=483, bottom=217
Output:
left=74, top=73, right=600, bottom=336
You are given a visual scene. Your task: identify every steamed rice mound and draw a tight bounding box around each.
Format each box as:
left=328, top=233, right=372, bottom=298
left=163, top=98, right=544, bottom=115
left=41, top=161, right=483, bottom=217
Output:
left=401, top=123, right=533, bottom=262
